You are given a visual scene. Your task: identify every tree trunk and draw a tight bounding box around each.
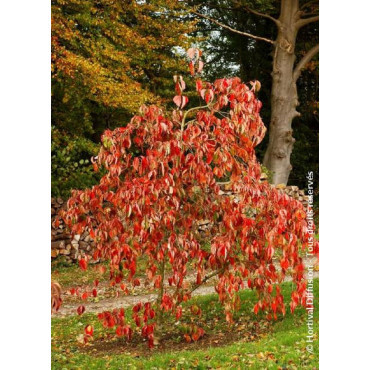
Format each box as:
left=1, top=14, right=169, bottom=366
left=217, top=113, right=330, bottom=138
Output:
left=154, top=257, right=166, bottom=344
left=263, top=0, right=300, bottom=185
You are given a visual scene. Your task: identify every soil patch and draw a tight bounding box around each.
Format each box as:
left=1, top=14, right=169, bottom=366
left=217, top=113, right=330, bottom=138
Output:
left=82, top=319, right=270, bottom=357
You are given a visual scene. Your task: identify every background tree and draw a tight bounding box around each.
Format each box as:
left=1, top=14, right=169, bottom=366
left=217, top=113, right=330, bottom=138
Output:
left=51, top=0, right=196, bottom=196
left=191, top=0, right=319, bottom=185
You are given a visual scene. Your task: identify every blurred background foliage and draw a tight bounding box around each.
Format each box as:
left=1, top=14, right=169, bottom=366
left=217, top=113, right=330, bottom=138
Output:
left=51, top=126, right=101, bottom=198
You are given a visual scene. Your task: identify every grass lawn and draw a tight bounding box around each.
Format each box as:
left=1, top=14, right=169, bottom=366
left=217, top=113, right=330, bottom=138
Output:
left=52, top=258, right=149, bottom=289
left=51, top=278, right=318, bottom=369
left=51, top=259, right=110, bottom=288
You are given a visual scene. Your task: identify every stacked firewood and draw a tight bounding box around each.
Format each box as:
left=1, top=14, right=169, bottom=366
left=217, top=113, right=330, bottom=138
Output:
left=274, top=184, right=309, bottom=210
left=51, top=178, right=309, bottom=260
left=217, top=178, right=309, bottom=210
left=51, top=198, right=96, bottom=261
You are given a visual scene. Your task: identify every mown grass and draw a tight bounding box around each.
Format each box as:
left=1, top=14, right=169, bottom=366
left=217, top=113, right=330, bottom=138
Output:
left=51, top=257, right=155, bottom=288
left=52, top=279, right=318, bottom=369
left=51, top=258, right=110, bottom=288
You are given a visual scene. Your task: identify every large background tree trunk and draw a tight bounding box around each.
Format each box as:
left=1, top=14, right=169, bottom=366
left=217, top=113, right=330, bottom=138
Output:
left=263, top=0, right=300, bottom=185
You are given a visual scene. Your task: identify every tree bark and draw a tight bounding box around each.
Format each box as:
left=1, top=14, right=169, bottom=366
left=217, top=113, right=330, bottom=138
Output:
left=262, top=0, right=301, bottom=185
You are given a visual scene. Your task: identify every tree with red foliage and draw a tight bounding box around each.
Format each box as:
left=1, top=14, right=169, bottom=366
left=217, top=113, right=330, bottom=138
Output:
left=59, top=49, right=318, bottom=348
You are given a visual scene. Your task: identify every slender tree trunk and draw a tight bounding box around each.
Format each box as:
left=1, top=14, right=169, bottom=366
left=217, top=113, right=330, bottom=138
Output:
left=157, top=257, right=166, bottom=313
left=263, top=0, right=300, bottom=185
left=154, top=257, right=166, bottom=343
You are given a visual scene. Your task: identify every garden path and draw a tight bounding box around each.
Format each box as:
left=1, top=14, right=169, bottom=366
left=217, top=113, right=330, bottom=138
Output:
left=55, top=257, right=318, bottom=317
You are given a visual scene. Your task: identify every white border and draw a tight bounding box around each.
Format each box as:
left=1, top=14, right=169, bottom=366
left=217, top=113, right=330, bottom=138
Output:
left=1, top=0, right=370, bottom=368
left=0, top=1, right=51, bottom=368
left=320, top=0, right=370, bottom=368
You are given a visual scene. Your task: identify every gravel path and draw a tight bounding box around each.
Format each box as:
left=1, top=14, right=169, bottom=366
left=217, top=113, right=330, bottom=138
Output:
left=55, top=257, right=318, bottom=317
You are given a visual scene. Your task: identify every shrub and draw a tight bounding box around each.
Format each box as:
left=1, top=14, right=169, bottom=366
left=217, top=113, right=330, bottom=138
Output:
left=59, top=49, right=318, bottom=347
left=51, top=127, right=101, bottom=198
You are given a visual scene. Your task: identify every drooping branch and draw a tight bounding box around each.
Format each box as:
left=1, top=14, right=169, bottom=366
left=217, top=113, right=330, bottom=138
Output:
left=296, top=15, right=319, bottom=29
left=243, top=5, right=280, bottom=25
left=156, top=256, right=167, bottom=330
left=190, top=268, right=225, bottom=294
left=193, top=11, right=275, bottom=45
left=180, top=104, right=209, bottom=149
left=293, top=44, right=319, bottom=82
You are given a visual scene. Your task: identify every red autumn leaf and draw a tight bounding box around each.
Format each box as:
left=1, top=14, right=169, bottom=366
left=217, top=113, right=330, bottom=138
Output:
left=205, top=90, right=214, bottom=103
left=108, top=316, right=115, bottom=328
left=133, top=303, right=142, bottom=313
left=173, top=95, right=189, bottom=109
left=79, top=259, right=87, bottom=271
left=179, top=76, right=186, bottom=90
left=77, top=305, right=85, bottom=315
left=197, top=60, right=204, bottom=73
left=200, top=88, right=214, bottom=103
left=149, top=309, right=155, bottom=319
left=198, top=328, right=205, bottom=337
left=133, top=222, right=141, bottom=235
left=189, top=61, right=195, bottom=76
left=213, top=167, right=223, bottom=178
left=116, top=326, right=124, bottom=337
left=192, top=332, right=200, bottom=341
left=187, top=48, right=197, bottom=59
left=290, top=300, right=297, bottom=314
left=85, top=325, right=93, bottom=336
left=280, top=258, right=289, bottom=270
left=271, top=301, right=277, bottom=313
left=129, top=260, right=136, bottom=276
